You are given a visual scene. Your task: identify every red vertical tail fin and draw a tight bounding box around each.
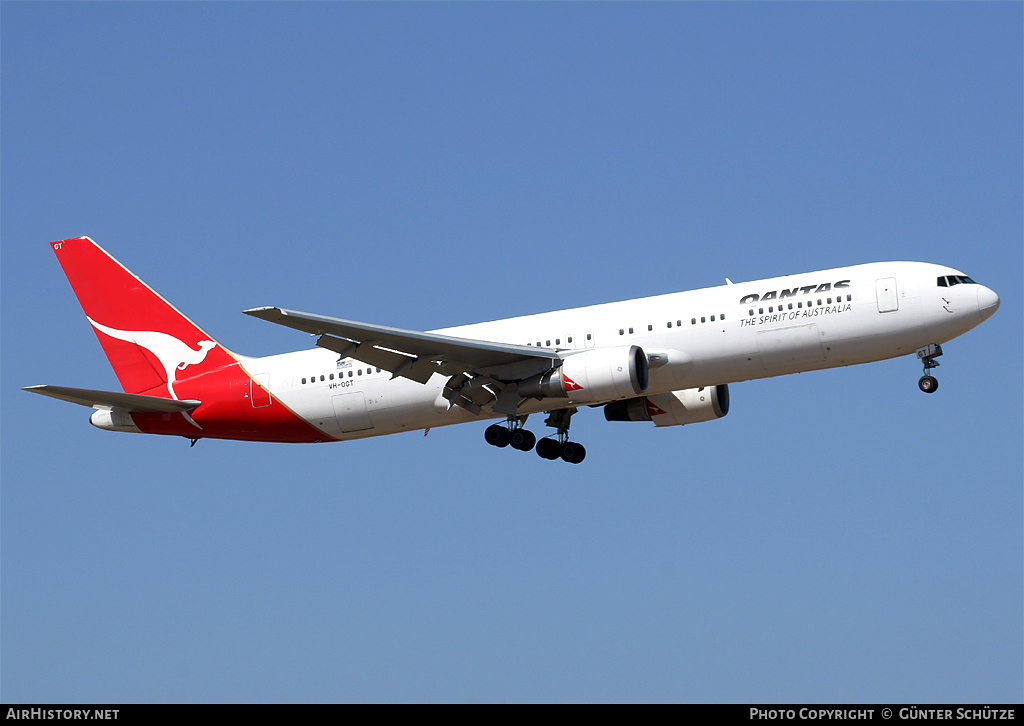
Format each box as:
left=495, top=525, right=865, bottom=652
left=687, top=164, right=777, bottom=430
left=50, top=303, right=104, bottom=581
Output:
left=51, top=237, right=234, bottom=398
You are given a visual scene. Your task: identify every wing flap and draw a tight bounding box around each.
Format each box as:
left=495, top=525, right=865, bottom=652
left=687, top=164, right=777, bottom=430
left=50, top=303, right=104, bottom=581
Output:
left=316, top=334, right=438, bottom=385
left=23, top=385, right=201, bottom=413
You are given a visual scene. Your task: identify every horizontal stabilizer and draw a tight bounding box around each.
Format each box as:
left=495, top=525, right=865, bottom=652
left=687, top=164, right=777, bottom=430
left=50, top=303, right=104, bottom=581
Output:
left=23, top=385, right=201, bottom=413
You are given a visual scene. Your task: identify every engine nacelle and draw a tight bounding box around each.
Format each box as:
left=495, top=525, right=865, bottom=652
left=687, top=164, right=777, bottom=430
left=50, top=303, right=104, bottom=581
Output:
left=604, top=385, right=730, bottom=427
left=519, top=345, right=648, bottom=404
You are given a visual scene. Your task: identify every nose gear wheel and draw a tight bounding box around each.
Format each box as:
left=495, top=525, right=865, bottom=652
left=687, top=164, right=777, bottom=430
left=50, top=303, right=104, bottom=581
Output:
left=915, top=344, right=942, bottom=394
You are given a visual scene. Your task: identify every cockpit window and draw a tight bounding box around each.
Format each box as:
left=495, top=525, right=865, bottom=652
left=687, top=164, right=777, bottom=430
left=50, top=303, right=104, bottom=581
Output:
left=937, top=275, right=977, bottom=287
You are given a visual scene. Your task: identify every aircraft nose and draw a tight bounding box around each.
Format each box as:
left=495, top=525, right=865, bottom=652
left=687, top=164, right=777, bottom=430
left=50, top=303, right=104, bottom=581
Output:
left=977, top=285, right=1000, bottom=321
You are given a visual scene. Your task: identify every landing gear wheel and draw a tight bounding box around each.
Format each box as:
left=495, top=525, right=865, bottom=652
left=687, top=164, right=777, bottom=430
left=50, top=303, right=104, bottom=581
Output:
left=484, top=424, right=511, bottom=447
left=510, top=428, right=536, bottom=452
left=536, top=437, right=562, bottom=460
left=560, top=441, right=586, bottom=464
left=916, top=344, right=942, bottom=395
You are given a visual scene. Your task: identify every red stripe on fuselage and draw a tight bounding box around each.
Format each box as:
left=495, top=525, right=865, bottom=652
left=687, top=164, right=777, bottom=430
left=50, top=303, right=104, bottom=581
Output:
left=130, top=360, right=328, bottom=443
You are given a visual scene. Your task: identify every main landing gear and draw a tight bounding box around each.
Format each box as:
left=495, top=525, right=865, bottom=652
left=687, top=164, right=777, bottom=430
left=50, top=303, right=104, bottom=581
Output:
left=484, top=418, right=536, bottom=452
left=483, top=409, right=587, bottom=464
left=916, top=343, right=942, bottom=394
left=536, top=409, right=586, bottom=464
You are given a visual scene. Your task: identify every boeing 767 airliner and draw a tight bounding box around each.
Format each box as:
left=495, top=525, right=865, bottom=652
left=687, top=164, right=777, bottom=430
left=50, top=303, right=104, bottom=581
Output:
left=24, top=237, right=999, bottom=463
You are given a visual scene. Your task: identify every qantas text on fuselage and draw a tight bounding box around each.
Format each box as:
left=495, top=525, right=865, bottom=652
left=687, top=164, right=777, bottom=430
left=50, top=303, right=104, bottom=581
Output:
left=24, top=238, right=999, bottom=464
left=738, top=280, right=850, bottom=305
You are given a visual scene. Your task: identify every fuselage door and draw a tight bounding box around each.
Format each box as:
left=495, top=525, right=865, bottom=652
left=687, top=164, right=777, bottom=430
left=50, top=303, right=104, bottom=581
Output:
left=876, top=278, right=898, bottom=313
left=756, top=324, right=826, bottom=372
left=332, top=392, right=374, bottom=433
left=250, top=373, right=272, bottom=408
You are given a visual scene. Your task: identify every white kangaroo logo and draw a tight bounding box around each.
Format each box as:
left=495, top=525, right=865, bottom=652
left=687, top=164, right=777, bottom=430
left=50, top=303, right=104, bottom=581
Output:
left=88, top=318, right=217, bottom=400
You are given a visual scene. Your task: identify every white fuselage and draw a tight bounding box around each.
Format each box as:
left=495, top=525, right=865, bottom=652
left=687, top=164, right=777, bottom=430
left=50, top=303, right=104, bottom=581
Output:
left=238, top=261, right=998, bottom=442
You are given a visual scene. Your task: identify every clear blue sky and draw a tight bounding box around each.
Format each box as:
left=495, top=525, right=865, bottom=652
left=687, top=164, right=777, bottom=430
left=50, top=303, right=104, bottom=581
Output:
left=3, top=2, right=1020, bottom=703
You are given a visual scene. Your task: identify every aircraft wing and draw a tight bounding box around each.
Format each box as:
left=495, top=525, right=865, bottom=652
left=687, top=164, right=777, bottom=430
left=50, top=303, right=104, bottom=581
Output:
left=243, top=306, right=564, bottom=413
left=23, top=385, right=202, bottom=413
left=244, top=307, right=559, bottom=382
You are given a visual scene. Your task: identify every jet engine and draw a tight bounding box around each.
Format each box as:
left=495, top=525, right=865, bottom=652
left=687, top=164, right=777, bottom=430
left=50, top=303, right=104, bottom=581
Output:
left=604, top=384, right=730, bottom=427
left=519, top=345, right=648, bottom=404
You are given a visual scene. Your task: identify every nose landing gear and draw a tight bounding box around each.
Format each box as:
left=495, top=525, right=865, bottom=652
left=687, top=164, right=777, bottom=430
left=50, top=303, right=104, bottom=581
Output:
left=916, top=344, right=942, bottom=394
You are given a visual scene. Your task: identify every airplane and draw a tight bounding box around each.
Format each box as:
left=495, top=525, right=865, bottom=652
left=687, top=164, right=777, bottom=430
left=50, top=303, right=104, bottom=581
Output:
left=24, top=237, right=1000, bottom=464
